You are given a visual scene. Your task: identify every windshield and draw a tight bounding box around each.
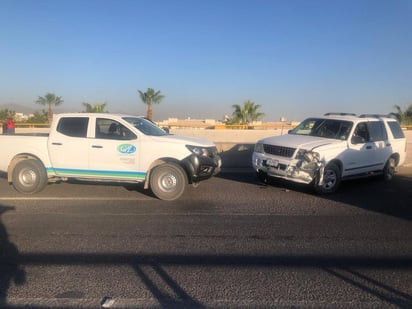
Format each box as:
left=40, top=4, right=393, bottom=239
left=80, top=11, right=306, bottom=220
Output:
left=123, top=117, right=168, bottom=136
left=290, top=118, right=353, bottom=140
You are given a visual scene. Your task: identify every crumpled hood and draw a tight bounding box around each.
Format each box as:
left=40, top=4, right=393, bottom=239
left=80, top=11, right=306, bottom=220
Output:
left=151, top=134, right=216, bottom=147
left=258, top=134, right=342, bottom=150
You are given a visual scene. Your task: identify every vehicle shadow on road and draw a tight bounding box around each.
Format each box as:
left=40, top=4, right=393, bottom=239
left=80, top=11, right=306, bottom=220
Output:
left=65, top=179, right=151, bottom=196
left=322, top=174, right=412, bottom=221
left=219, top=163, right=412, bottom=221
left=0, top=205, right=26, bottom=306
left=268, top=173, right=412, bottom=221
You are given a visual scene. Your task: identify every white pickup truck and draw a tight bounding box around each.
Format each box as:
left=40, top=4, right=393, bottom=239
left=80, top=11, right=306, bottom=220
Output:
left=253, top=113, right=407, bottom=193
left=0, top=113, right=221, bottom=200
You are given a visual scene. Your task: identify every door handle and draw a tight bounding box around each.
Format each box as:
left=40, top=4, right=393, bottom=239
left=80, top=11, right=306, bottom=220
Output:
left=92, top=145, right=103, bottom=149
left=52, top=142, right=62, bottom=146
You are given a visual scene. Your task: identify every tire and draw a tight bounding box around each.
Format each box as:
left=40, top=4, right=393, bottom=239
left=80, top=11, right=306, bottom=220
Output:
left=314, top=162, right=341, bottom=194
left=383, top=157, right=396, bottom=181
left=149, top=163, right=187, bottom=201
left=12, top=159, right=48, bottom=194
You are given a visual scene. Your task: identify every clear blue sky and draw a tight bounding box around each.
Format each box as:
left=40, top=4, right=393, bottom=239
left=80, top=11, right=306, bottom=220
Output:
left=1, top=0, right=411, bottom=122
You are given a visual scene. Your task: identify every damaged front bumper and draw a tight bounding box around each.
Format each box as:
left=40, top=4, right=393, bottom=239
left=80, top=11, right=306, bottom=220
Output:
left=182, top=152, right=222, bottom=183
left=252, top=151, right=325, bottom=185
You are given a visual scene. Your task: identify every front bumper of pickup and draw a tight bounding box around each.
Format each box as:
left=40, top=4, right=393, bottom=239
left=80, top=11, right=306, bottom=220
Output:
left=252, top=152, right=323, bottom=184
left=182, top=153, right=222, bottom=183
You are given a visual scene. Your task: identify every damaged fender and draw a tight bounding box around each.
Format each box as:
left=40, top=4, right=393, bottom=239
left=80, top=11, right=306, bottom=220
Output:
left=295, top=150, right=325, bottom=185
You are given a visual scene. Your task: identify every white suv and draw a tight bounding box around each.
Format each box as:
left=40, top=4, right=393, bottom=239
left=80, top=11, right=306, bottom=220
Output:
left=252, top=113, right=407, bottom=193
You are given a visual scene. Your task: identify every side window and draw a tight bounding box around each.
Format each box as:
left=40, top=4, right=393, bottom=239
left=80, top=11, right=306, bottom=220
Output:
left=387, top=121, right=405, bottom=139
left=95, top=118, right=137, bottom=140
left=367, top=121, right=387, bottom=142
left=352, top=122, right=369, bottom=144
left=57, top=117, right=89, bottom=138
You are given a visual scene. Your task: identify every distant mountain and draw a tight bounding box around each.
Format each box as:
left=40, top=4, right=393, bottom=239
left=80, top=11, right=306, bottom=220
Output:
left=0, top=103, right=38, bottom=114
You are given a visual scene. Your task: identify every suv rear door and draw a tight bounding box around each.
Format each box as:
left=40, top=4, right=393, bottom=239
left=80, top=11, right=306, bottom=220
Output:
left=366, top=120, right=392, bottom=168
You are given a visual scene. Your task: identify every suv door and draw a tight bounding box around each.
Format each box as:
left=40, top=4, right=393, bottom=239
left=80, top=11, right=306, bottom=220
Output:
left=343, top=122, right=372, bottom=176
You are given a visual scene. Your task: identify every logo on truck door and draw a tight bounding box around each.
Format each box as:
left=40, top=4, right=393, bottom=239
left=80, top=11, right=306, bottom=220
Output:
left=117, top=144, right=136, bottom=154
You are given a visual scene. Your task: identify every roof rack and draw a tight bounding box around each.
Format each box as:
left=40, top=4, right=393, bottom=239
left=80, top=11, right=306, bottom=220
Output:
left=324, top=112, right=357, bottom=116
left=359, top=114, right=397, bottom=119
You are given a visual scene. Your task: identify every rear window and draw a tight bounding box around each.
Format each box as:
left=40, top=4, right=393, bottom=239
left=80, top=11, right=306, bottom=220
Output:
left=387, top=121, right=405, bottom=139
left=367, top=121, right=387, bottom=142
left=57, top=117, right=89, bottom=137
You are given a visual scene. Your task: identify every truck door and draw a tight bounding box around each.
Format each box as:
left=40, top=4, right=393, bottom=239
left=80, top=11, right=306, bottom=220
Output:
left=48, top=117, right=90, bottom=175
left=89, top=118, right=143, bottom=181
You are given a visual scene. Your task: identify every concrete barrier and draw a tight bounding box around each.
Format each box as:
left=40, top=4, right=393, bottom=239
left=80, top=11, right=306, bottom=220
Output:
left=3, top=127, right=412, bottom=168
left=171, top=129, right=412, bottom=168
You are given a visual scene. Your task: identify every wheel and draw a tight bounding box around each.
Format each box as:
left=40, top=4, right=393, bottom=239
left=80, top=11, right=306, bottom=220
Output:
left=12, top=159, right=48, bottom=194
left=314, top=162, right=341, bottom=194
left=149, top=163, right=187, bottom=201
left=383, top=157, right=396, bottom=181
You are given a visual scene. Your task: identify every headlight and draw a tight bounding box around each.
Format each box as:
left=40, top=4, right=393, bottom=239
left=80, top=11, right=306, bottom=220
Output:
left=295, top=149, right=307, bottom=159
left=186, top=145, right=210, bottom=157
left=254, top=142, right=264, bottom=153
left=296, top=149, right=320, bottom=162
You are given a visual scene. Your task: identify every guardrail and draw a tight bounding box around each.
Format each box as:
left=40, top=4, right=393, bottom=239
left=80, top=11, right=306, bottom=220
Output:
left=12, top=122, right=296, bottom=130
left=14, top=123, right=50, bottom=128
left=159, top=123, right=296, bottom=130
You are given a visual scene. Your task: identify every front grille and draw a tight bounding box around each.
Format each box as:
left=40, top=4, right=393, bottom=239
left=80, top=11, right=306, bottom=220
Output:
left=263, top=144, right=296, bottom=158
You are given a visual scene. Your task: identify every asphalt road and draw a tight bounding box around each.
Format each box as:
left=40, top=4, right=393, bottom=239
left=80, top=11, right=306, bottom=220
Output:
left=0, top=167, right=412, bottom=308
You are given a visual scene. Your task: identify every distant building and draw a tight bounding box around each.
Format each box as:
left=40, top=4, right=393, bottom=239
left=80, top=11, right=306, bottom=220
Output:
left=158, top=117, right=219, bottom=128
left=14, top=113, right=30, bottom=122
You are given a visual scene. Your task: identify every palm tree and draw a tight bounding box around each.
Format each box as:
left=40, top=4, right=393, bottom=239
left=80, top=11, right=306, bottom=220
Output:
left=393, top=104, right=412, bottom=125
left=231, top=100, right=265, bottom=125
left=35, top=93, right=64, bottom=123
left=82, top=102, right=108, bottom=113
left=138, top=88, right=164, bottom=120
